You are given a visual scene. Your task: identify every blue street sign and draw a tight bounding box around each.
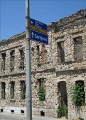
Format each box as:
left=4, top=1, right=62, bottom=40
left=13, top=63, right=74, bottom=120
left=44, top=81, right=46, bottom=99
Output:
left=30, top=30, right=48, bottom=45
left=30, top=18, right=47, bottom=31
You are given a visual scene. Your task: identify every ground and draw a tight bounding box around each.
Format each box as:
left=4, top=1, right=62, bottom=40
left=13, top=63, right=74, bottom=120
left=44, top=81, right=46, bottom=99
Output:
left=0, top=112, right=67, bottom=120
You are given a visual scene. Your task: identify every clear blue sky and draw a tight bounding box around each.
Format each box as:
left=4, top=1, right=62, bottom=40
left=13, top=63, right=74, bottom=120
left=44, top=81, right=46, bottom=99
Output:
left=0, top=0, right=86, bottom=40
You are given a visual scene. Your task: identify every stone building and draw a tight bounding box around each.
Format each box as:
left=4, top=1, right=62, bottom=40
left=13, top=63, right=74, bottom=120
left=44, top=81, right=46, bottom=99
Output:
left=0, top=9, right=86, bottom=120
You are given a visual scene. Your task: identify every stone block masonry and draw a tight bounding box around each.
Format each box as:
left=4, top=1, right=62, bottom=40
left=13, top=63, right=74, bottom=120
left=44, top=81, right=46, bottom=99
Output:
left=0, top=9, right=86, bottom=120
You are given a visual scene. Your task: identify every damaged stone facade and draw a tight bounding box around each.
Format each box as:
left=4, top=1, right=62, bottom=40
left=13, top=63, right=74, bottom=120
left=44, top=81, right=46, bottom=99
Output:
left=0, top=9, right=86, bottom=120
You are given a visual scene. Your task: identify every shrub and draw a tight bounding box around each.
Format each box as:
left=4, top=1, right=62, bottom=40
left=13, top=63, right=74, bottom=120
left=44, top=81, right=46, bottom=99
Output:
left=71, top=82, right=85, bottom=106
left=39, top=88, right=45, bottom=101
left=57, top=103, right=68, bottom=118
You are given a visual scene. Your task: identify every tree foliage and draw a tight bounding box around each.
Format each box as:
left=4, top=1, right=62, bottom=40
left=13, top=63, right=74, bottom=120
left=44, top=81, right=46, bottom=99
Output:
left=71, top=82, right=85, bottom=106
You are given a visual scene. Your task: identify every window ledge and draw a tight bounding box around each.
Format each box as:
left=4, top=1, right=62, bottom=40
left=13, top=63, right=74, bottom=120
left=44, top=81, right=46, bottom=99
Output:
left=10, top=99, right=15, bottom=102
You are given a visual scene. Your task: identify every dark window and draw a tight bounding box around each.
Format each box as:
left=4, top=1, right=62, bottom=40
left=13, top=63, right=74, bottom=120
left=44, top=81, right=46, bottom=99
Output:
left=10, top=50, right=15, bottom=72
left=38, top=79, right=44, bottom=91
left=1, top=109, right=3, bottom=112
left=38, top=78, right=45, bottom=101
left=21, top=110, right=24, bottom=113
left=37, top=45, right=40, bottom=54
left=58, top=81, right=67, bottom=106
left=20, top=81, right=26, bottom=99
left=11, top=110, right=14, bottom=113
left=57, top=41, right=65, bottom=63
left=41, top=45, right=47, bottom=64
left=19, top=50, right=24, bottom=70
left=74, top=36, right=83, bottom=62
left=1, top=82, right=5, bottom=99
left=1, top=53, right=6, bottom=71
left=40, top=111, right=45, bottom=116
left=75, top=80, right=85, bottom=105
left=37, top=45, right=41, bottom=66
left=10, top=81, right=15, bottom=99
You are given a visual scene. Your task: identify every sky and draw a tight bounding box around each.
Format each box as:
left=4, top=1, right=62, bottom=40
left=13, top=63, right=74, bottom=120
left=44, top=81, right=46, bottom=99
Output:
left=0, top=0, right=86, bottom=40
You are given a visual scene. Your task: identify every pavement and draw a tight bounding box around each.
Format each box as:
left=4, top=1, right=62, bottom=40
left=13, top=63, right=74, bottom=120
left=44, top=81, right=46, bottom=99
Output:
left=0, top=112, right=67, bottom=120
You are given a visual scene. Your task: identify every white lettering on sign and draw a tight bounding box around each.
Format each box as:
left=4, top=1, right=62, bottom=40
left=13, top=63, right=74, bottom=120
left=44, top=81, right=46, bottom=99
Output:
left=35, top=21, right=43, bottom=29
left=35, top=34, right=47, bottom=42
left=31, top=32, right=47, bottom=42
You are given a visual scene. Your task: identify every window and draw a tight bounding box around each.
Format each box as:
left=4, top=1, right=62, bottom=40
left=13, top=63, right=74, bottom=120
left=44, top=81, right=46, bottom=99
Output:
left=37, top=45, right=41, bottom=66
left=38, top=79, right=44, bottom=91
left=37, top=45, right=47, bottom=66
left=19, top=50, right=24, bottom=70
left=10, top=50, right=15, bottom=71
left=1, top=82, right=5, bottom=99
left=10, top=81, right=15, bottom=99
left=41, top=45, right=47, bottom=64
left=75, top=80, right=85, bottom=105
left=38, top=78, right=45, bottom=101
left=74, top=36, right=83, bottom=62
left=72, top=80, right=85, bottom=106
left=58, top=81, right=68, bottom=118
left=20, top=81, right=26, bottom=99
left=57, top=41, right=65, bottom=63
left=58, top=81, right=67, bottom=106
left=1, top=53, right=6, bottom=71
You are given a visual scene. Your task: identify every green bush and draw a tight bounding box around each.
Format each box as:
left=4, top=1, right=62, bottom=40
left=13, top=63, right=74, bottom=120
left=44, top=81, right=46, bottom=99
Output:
left=57, top=103, right=68, bottom=118
left=71, top=82, right=85, bottom=106
left=39, top=88, right=45, bottom=101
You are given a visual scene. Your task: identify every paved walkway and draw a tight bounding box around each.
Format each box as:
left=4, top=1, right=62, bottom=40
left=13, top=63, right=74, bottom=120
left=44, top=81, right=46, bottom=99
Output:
left=0, top=112, right=67, bottom=120
left=33, top=116, right=67, bottom=120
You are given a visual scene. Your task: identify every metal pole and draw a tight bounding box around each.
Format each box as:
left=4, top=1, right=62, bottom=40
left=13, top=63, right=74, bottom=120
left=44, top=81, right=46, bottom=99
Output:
left=25, top=0, right=32, bottom=120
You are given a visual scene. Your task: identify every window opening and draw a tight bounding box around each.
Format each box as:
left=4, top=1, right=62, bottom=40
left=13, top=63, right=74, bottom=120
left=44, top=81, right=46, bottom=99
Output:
left=1, top=53, right=6, bottom=71
left=40, top=111, right=45, bottom=116
left=10, top=81, right=15, bottom=99
left=57, top=41, right=65, bottom=63
left=38, top=78, right=45, bottom=101
left=74, top=36, right=83, bottom=62
left=10, top=50, right=15, bottom=72
left=19, top=50, right=24, bottom=70
left=1, top=82, right=5, bottom=99
left=37, top=45, right=41, bottom=66
left=41, top=45, right=47, bottom=64
left=20, top=81, right=26, bottom=99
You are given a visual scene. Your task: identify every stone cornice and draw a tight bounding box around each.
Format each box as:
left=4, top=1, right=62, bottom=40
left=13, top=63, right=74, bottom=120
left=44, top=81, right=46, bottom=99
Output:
left=48, top=9, right=86, bottom=32
left=0, top=32, right=26, bottom=45
left=0, top=71, right=25, bottom=78
left=56, top=68, right=86, bottom=76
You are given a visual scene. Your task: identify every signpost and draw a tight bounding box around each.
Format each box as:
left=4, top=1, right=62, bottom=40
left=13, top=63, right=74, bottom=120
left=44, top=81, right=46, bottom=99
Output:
left=30, top=30, right=48, bottom=44
left=25, top=0, right=48, bottom=120
left=30, top=18, right=48, bottom=44
left=30, top=18, right=47, bottom=30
